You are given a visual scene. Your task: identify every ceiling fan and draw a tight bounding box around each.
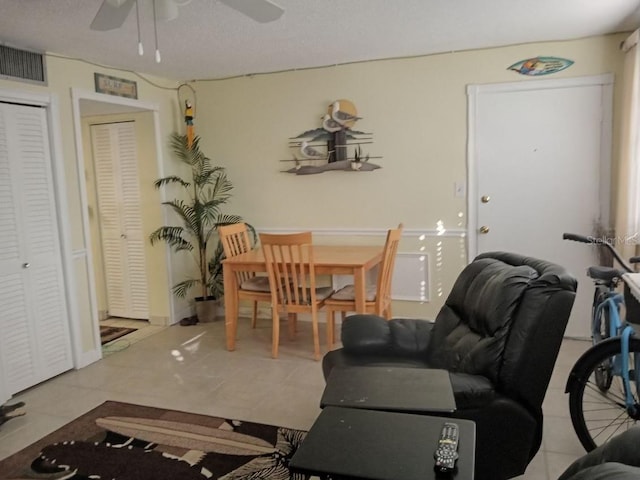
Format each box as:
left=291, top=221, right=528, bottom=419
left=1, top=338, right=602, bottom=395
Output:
left=90, top=0, right=285, bottom=31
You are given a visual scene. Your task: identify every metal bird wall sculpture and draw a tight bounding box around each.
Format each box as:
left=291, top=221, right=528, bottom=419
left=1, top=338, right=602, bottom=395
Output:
left=282, top=99, right=381, bottom=175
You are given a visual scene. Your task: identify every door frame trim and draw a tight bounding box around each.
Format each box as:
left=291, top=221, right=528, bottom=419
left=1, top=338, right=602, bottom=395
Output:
left=70, top=88, right=167, bottom=366
left=466, top=73, right=614, bottom=262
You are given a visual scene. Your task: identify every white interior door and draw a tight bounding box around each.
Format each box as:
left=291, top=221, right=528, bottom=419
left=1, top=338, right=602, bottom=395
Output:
left=91, top=122, right=149, bottom=319
left=0, top=102, right=73, bottom=395
left=468, top=75, right=613, bottom=339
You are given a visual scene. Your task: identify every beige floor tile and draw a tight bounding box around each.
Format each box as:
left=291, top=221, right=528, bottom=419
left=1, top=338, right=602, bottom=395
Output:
left=542, top=416, right=586, bottom=457
left=0, top=412, right=75, bottom=459
left=514, top=450, right=549, bottom=480
left=251, top=383, right=324, bottom=431
left=0, top=320, right=601, bottom=479
left=542, top=387, right=569, bottom=418
left=11, top=382, right=112, bottom=418
left=48, top=362, right=137, bottom=390
left=545, top=452, right=584, bottom=480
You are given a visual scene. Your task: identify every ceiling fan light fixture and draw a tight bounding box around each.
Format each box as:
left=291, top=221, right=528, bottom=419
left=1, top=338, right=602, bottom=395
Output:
left=135, top=0, right=143, bottom=55
left=153, top=0, right=161, bottom=63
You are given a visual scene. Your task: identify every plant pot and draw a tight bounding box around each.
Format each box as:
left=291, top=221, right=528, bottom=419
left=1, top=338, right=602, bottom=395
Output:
left=194, top=296, right=219, bottom=323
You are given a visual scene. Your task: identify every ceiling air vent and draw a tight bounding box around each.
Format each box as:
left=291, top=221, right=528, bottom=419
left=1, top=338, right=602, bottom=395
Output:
left=0, top=44, right=47, bottom=85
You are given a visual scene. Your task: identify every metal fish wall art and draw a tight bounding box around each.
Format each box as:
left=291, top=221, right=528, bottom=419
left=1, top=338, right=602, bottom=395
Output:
left=508, top=56, right=574, bottom=76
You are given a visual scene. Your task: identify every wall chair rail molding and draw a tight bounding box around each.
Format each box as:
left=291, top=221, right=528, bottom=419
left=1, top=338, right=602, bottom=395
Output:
left=254, top=227, right=467, bottom=304
left=257, top=227, right=466, bottom=238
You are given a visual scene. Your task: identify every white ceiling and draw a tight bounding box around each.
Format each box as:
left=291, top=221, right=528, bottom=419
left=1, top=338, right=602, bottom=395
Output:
left=2, top=0, right=640, bottom=81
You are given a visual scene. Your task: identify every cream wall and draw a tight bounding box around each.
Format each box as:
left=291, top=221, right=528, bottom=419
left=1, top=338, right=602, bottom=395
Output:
left=0, top=55, right=179, bottom=363
left=192, top=34, right=627, bottom=319
left=0, top=33, right=628, bottom=363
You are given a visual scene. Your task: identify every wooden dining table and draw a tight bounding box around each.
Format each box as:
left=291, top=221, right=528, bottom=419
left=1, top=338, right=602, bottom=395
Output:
left=221, top=245, right=384, bottom=351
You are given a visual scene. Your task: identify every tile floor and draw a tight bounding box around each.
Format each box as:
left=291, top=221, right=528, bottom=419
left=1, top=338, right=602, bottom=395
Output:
left=0, top=318, right=592, bottom=479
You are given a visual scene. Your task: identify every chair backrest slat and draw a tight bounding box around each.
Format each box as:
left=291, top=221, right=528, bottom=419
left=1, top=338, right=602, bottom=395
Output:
left=219, top=223, right=255, bottom=284
left=375, top=223, right=403, bottom=313
left=260, top=231, right=315, bottom=307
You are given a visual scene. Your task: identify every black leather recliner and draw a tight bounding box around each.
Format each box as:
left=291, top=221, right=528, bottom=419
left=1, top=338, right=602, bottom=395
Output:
left=322, top=252, right=577, bottom=480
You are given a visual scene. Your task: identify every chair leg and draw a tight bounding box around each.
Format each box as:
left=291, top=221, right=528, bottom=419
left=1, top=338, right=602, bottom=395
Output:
left=311, top=308, right=321, bottom=361
left=327, top=310, right=335, bottom=350
left=287, top=313, right=296, bottom=340
left=251, top=301, right=258, bottom=328
left=271, top=308, right=280, bottom=359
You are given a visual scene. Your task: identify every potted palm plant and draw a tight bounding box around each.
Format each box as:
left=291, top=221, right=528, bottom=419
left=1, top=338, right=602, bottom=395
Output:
left=150, top=133, right=246, bottom=322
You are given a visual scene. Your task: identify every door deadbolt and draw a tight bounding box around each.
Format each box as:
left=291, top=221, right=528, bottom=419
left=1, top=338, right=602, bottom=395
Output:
left=22, top=262, right=30, bottom=268
left=481, top=195, right=491, bottom=203
left=479, top=226, right=490, bottom=234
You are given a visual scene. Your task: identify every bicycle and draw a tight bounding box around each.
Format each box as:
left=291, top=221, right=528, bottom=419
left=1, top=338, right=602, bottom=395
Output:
left=562, top=232, right=640, bottom=451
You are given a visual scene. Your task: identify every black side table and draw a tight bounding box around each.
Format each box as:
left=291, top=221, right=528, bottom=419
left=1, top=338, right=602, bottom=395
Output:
left=290, top=406, right=476, bottom=480
left=321, top=366, right=456, bottom=413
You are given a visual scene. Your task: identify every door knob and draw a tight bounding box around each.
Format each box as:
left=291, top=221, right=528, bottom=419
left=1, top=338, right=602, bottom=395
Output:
left=481, top=195, right=491, bottom=203
left=22, top=262, right=30, bottom=268
left=121, top=234, right=127, bottom=239
left=479, top=226, right=490, bottom=234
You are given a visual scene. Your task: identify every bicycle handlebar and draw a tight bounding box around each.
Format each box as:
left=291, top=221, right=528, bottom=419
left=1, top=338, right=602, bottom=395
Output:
left=562, top=232, right=634, bottom=273
left=562, top=233, right=593, bottom=244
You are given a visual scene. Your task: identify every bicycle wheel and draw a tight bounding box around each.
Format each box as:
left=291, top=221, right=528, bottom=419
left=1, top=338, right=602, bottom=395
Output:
left=568, top=337, right=640, bottom=451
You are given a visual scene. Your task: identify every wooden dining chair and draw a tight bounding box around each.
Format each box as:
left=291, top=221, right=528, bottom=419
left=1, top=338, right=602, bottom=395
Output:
left=259, top=231, right=334, bottom=360
left=218, top=223, right=272, bottom=329
left=324, top=223, right=404, bottom=349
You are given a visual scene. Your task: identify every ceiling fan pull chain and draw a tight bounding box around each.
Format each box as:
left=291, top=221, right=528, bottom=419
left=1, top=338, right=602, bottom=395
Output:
left=153, top=0, right=161, bottom=63
left=135, top=0, right=143, bottom=56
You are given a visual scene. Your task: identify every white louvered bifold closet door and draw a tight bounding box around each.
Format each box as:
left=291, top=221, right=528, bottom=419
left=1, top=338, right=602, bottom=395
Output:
left=91, top=122, right=149, bottom=319
left=0, top=102, right=73, bottom=396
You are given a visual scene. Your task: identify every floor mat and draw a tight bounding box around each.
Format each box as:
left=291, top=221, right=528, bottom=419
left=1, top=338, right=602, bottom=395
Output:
left=100, top=325, right=137, bottom=345
left=0, top=400, right=307, bottom=479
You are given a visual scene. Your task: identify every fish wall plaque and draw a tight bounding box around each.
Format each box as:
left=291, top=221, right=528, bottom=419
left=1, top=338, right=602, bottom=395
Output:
left=508, top=56, right=574, bottom=76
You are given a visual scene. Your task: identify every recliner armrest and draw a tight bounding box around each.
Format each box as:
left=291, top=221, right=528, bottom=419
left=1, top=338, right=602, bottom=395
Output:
left=449, top=372, right=495, bottom=409
left=341, top=315, right=434, bottom=357
left=341, top=314, right=392, bottom=353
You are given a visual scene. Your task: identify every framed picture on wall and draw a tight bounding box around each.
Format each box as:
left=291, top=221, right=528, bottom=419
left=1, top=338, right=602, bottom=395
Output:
left=94, top=73, right=138, bottom=99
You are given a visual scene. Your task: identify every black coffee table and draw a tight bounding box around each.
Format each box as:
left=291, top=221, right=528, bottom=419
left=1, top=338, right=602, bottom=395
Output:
left=321, top=366, right=456, bottom=413
left=290, top=406, right=476, bottom=480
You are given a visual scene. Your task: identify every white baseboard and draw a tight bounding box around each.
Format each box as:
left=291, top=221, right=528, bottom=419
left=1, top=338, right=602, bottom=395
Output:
left=75, top=348, right=102, bottom=369
left=149, top=315, right=170, bottom=326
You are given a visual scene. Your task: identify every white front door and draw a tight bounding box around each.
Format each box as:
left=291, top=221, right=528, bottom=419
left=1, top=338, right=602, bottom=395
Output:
left=468, top=75, right=613, bottom=338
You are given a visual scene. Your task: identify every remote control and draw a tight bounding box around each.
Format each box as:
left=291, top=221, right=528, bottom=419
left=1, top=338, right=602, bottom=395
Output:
left=433, top=422, right=459, bottom=474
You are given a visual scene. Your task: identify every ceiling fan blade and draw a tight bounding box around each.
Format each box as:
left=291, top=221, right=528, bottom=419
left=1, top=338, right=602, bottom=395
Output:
left=90, top=0, right=136, bottom=31
left=219, top=0, right=284, bottom=23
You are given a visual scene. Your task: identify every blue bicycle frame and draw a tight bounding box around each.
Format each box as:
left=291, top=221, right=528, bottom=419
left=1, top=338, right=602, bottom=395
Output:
left=598, top=294, right=640, bottom=414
